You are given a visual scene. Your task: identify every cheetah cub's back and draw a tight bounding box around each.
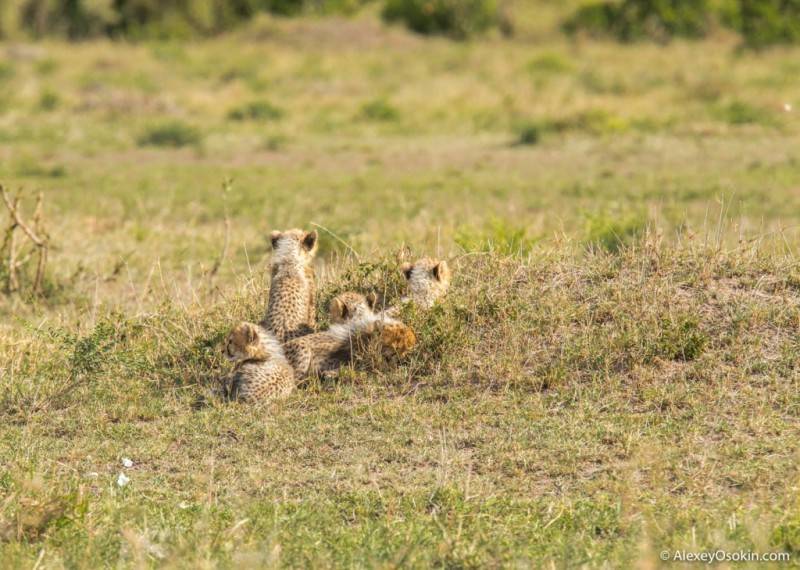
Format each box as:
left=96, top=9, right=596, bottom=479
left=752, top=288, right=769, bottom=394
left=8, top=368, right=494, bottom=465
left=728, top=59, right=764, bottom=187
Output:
left=222, top=322, right=296, bottom=403
left=262, top=229, right=318, bottom=343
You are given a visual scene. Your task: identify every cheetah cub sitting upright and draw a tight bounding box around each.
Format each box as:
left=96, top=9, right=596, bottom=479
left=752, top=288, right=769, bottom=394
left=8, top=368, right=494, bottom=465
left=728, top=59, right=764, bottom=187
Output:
left=400, top=258, right=451, bottom=308
left=283, top=292, right=401, bottom=380
left=221, top=322, right=296, bottom=403
left=262, top=229, right=318, bottom=343
left=330, top=292, right=416, bottom=358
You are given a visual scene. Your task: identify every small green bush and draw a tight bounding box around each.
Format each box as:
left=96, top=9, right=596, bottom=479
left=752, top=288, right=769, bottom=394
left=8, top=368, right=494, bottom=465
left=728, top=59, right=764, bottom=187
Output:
left=228, top=100, right=284, bottom=122
left=564, top=0, right=714, bottom=42
left=713, top=100, right=776, bottom=126
left=514, top=122, right=542, bottom=146
left=137, top=121, right=202, bottom=148
left=657, top=315, right=707, bottom=361
left=359, top=98, right=400, bottom=122
left=382, top=0, right=499, bottom=39
left=38, top=89, right=60, bottom=111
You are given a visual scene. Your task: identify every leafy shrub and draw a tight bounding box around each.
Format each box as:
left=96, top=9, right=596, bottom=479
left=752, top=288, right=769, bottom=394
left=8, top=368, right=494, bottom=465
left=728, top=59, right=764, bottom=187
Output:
left=10, top=0, right=118, bottom=39
left=110, top=0, right=254, bottom=38
left=137, top=121, right=202, bottom=148
left=1, top=0, right=374, bottom=39
left=228, top=100, right=284, bottom=122
left=382, top=0, right=499, bottom=39
left=564, top=0, right=715, bottom=42
left=564, top=0, right=800, bottom=46
left=736, top=0, right=800, bottom=47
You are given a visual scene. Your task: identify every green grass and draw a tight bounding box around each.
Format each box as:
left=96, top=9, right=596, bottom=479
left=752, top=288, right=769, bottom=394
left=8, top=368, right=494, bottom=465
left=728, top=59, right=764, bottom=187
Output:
left=1, top=8, right=800, bottom=567
left=359, top=97, right=401, bottom=122
left=228, top=100, right=285, bottom=122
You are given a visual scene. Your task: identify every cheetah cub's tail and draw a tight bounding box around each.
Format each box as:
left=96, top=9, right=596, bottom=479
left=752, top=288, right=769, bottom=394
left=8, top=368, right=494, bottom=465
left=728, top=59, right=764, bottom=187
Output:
left=379, top=321, right=416, bottom=357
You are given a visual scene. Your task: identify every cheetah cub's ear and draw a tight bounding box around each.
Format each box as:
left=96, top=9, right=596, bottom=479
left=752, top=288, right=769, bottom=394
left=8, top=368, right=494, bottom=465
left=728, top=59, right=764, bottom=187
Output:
left=401, top=262, right=414, bottom=280
left=302, top=230, right=318, bottom=253
left=225, top=322, right=266, bottom=362
left=432, top=260, right=450, bottom=283
left=270, top=230, right=282, bottom=249
left=329, top=297, right=348, bottom=322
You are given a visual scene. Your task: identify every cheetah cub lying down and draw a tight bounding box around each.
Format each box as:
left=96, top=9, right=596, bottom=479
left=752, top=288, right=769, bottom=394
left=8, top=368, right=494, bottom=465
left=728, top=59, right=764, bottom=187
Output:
left=262, top=229, right=318, bottom=343
left=330, top=292, right=417, bottom=358
left=221, top=322, right=296, bottom=403
left=283, top=292, right=410, bottom=380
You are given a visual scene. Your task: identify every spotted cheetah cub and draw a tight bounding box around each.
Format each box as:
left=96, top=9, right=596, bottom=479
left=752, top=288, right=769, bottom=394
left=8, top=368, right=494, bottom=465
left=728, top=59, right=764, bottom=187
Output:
left=283, top=292, right=398, bottom=379
left=330, top=292, right=416, bottom=358
left=400, top=258, right=451, bottom=308
left=262, top=229, right=318, bottom=343
left=221, top=322, right=296, bottom=403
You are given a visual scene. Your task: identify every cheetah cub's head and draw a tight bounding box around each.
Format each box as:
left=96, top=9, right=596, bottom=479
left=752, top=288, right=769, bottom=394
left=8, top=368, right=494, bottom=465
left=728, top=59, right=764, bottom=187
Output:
left=329, top=291, right=379, bottom=324
left=269, top=229, right=318, bottom=267
left=401, top=258, right=451, bottom=308
left=224, top=322, right=270, bottom=363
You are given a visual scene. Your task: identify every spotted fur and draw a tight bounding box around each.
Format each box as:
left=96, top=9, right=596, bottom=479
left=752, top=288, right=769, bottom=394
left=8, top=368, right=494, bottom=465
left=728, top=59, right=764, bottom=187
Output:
left=284, top=292, right=393, bottom=379
left=221, top=322, right=295, bottom=403
left=262, top=228, right=318, bottom=343
left=400, top=258, right=451, bottom=309
left=378, top=321, right=417, bottom=357
left=330, top=291, right=416, bottom=358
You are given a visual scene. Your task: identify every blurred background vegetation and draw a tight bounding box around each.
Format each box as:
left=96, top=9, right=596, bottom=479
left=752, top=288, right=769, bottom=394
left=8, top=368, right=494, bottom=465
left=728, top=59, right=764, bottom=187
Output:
left=0, top=0, right=798, bottom=45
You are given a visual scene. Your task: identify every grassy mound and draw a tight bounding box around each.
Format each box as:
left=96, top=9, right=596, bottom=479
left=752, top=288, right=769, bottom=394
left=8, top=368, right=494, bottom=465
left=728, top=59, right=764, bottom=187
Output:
left=1, top=240, right=799, bottom=565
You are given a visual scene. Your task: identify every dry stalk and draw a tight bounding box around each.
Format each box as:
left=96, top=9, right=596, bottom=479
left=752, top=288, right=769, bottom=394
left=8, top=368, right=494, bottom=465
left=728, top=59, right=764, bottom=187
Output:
left=209, top=179, right=233, bottom=279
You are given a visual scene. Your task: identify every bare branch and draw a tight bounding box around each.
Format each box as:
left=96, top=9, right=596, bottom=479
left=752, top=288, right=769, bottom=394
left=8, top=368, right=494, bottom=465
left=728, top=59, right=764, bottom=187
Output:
left=1, top=186, right=50, bottom=296
left=1, top=185, right=46, bottom=247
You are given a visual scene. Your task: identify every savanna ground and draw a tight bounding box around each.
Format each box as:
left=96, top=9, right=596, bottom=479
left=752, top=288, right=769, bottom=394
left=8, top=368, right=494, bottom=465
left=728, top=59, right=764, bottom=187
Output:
left=2, top=3, right=800, bottom=567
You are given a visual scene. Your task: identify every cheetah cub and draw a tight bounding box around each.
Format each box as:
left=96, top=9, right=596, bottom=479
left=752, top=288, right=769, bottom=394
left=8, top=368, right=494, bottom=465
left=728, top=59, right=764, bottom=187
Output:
left=400, top=258, right=451, bottom=308
left=330, top=292, right=416, bottom=358
left=221, top=322, right=296, bottom=403
left=262, top=229, right=318, bottom=343
left=283, top=292, right=397, bottom=380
